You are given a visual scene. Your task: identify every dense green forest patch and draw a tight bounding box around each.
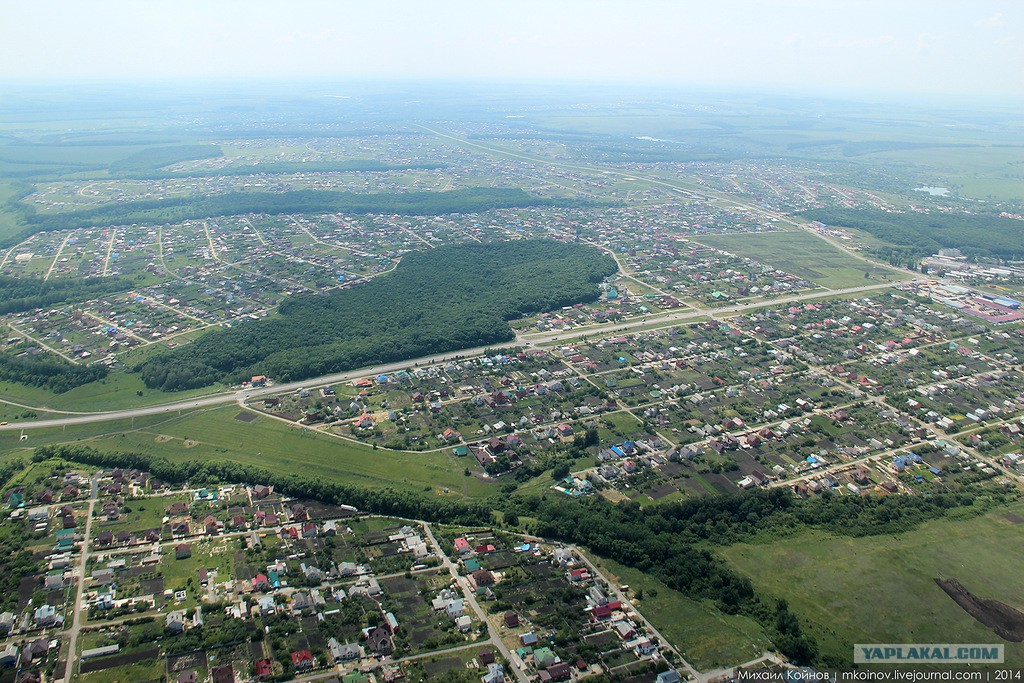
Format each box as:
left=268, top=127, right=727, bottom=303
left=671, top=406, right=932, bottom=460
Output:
left=0, top=352, right=108, bottom=393
left=15, top=186, right=565, bottom=234
left=107, top=143, right=224, bottom=174
left=117, top=159, right=447, bottom=179
left=137, top=239, right=617, bottom=390
left=801, top=208, right=1024, bottom=261
left=0, top=274, right=133, bottom=315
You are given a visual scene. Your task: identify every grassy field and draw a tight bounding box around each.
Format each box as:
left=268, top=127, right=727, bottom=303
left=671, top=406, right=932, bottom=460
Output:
left=0, top=405, right=499, bottom=498
left=693, top=229, right=910, bottom=289
left=720, top=502, right=1024, bottom=666
left=0, top=374, right=230, bottom=415
left=0, top=181, right=28, bottom=242
left=586, top=553, right=770, bottom=671
left=79, top=658, right=164, bottom=683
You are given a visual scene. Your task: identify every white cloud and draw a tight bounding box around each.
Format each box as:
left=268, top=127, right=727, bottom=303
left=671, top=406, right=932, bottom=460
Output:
left=975, top=12, right=1004, bottom=29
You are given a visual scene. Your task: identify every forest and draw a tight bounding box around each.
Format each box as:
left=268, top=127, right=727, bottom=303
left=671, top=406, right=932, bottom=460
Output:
left=0, top=349, right=108, bottom=393
left=118, top=159, right=447, bottom=180
left=137, top=240, right=617, bottom=390
left=0, top=274, right=132, bottom=315
left=801, top=208, right=1024, bottom=260
left=106, top=144, right=224, bottom=175
left=32, top=444, right=1013, bottom=667
left=15, top=187, right=568, bottom=234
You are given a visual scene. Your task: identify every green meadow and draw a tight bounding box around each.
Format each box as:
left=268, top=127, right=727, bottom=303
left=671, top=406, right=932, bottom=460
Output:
left=0, top=405, right=496, bottom=498
left=720, top=502, right=1024, bottom=666
left=694, top=229, right=911, bottom=289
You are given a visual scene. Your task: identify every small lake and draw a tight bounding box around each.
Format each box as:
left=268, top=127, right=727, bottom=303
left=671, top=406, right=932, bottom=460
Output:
left=913, top=186, right=949, bottom=196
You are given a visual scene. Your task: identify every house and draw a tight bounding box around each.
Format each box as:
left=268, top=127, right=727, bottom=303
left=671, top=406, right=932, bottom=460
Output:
left=367, top=626, right=393, bottom=655
left=503, top=611, right=519, bottom=628
left=255, top=659, right=274, bottom=680
left=291, top=591, right=313, bottom=614
left=0, top=612, right=14, bottom=636
left=567, top=568, right=589, bottom=582
left=291, top=650, right=316, bottom=672
left=178, top=672, right=198, bottom=683
left=252, top=573, right=270, bottom=591
left=34, top=604, right=57, bottom=627
left=540, top=663, right=572, bottom=682
left=0, top=644, right=18, bottom=667
left=92, top=569, right=114, bottom=586
left=520, top=632, right=538, bottom=646
left=166, top=610, right=186, bottom=633
left=592, top=601, right=621, bottom=621
left=20, top=638, right=49, bottom=666
left=291, top=503, right=309, bottom=521
left=257, top=596, right=276, bottom=616
left=445, top=599, right=465, bottom=618
left=614, top=622, right=635, bottom=640
left=175, top=543, right=192, bottom=560
left=455, top=615, right=472, bottom=631
left=472, top=569, right=495, bottom=587
left=27, top=507, right=49, bottom=523
left=627, top=637, right=658, bottom=656
left=328, top=638, right=362, bottom=662
left=657, top=671, right=682, bottom=683
left=211, top=665, right=235, bottom=683
left=302, top=563, right=323, bottom=583
left=166, top=501, right=189, bottom=516
left=483, top=662, right=505, bottom=683
left=534, top=647, right=558, bottom=668
left=203, top=515, right=221, bottom=535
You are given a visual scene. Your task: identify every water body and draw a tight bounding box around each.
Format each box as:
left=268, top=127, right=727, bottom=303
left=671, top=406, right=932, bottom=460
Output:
left=634, top=136, right=685, bottom=144
left=913, top=186, right=950, bottom=196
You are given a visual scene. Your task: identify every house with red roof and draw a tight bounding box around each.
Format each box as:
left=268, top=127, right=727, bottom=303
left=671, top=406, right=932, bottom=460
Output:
left=291, top=650, right=315, bottom=672
left=255, top=659, right=273, bottom=680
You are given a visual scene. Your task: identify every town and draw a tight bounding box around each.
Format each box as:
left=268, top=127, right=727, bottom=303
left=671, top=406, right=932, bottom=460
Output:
left=0, top=461, right=697, bottom=683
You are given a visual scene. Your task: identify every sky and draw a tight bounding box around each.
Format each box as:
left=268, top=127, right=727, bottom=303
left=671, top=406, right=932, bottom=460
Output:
left=1, top=0, right=1021, bottom=99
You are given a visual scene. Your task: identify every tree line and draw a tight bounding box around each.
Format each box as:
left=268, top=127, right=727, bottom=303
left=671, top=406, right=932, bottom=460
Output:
left=0, top=350, right=108, bottom=392
left=15, top=186, right=571, bottom=234
left=137, top=240, right=617, bottom=390
left=0, top=274, right=132, bottom=315
left=801, top=208, right=1024, bottom=261
left=115, top=159, right=447, bottom=180
left=106, top=144, right=224, bottom=175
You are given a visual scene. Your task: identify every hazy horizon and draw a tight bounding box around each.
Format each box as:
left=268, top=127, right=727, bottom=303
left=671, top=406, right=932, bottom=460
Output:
left=1, top=0, right=1020, bottom=102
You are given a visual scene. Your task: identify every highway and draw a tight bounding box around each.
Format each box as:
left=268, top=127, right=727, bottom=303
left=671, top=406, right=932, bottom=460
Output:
left=0, top=277, right=921, bottom=433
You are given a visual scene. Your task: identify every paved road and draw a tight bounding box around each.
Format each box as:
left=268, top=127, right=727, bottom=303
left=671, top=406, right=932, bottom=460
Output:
left=63, top=472, right=99, bottom=683
left=0, top=278, right=920, bottom=433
